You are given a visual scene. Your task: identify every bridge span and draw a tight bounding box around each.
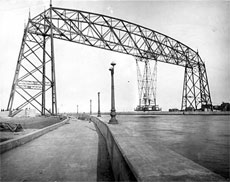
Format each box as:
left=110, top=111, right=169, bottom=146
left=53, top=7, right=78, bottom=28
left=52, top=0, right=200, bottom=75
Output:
left=7, top=5, right=212, bottom=117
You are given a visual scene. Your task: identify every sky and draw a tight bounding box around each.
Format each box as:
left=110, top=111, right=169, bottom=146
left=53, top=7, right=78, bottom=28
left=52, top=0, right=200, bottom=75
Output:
left=0, top=0, right=229, bottom=113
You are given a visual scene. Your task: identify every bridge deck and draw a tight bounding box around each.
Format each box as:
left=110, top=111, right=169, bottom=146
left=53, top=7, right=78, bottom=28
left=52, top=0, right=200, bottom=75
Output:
left=0, top=118, right=114, bottom=181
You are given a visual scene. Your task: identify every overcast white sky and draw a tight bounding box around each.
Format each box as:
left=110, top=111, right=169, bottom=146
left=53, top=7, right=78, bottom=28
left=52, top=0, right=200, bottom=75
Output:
left=0, top=0, right=229, bottom=112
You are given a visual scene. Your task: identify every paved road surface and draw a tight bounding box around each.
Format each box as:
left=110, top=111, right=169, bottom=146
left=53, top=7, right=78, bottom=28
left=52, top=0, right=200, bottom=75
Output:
left=0, top=118, right=114, bottom=181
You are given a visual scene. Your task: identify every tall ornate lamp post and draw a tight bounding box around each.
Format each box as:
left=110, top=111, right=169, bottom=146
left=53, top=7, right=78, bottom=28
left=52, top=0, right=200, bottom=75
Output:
left=97, top=92, right=101, bottom=117
left=109, top=62, right=118, bottom=124
left=90, top=99, right=92, bottom=115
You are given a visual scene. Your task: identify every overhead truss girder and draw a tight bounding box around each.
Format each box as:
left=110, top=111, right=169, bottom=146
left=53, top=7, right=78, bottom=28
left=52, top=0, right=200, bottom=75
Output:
left=30, top=7, right=200, bottom=68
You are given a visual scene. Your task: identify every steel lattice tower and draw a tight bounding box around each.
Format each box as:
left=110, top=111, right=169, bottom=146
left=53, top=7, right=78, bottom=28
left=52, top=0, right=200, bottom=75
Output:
left=7, top=6, right=57, bottom=116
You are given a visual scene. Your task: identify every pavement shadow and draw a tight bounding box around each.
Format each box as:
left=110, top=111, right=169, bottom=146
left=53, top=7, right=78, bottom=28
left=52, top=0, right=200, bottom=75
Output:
left=93, top=122, right=115, bottom=181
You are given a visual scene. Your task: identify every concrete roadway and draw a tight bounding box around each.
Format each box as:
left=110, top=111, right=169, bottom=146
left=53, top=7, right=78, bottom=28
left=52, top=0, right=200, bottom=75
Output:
left=0, top=118, right=114, bottom=181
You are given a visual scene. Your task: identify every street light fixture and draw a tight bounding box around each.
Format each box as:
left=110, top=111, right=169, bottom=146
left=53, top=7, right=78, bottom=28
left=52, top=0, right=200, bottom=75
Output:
left=109, top=62, right=118, bottom=124
left=97, top=92, right=101, bottom=117
left=90, top=99, right=92, bottom=115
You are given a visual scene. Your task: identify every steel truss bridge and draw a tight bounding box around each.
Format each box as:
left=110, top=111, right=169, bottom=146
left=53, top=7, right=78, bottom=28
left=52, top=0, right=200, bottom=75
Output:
left=7, top=5, right=212, bottom=116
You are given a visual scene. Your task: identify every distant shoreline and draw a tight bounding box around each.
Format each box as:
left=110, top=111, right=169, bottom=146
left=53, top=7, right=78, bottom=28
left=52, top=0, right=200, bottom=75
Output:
left=99, top=111, right=230, bottom=115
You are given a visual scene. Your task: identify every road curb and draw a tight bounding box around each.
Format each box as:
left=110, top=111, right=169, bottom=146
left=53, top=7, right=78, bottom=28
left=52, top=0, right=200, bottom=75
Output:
left=91, top=116, right=138, bottom=181
left=0, top=117, right=70, bottom=154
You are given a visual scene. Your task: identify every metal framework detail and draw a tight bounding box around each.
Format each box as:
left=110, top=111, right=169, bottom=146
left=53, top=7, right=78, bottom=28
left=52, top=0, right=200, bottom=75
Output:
left=135, top=57, right=159, bottom=111
left=7, top=6, right=212, bottom=116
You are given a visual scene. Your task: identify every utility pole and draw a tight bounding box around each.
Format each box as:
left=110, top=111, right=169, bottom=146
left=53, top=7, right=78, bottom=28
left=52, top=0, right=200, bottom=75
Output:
left=97, top=92, right=101, bottom=117
left=109, top=62, right=118, bottom=124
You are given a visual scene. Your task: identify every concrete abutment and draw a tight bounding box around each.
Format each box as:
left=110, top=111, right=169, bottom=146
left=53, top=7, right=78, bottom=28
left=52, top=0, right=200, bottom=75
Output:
left=91, top=116, right=226, bottom=182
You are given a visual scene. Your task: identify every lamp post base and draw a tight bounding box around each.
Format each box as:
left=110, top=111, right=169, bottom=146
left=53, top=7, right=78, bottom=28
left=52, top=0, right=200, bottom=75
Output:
left=109, top=117, right=118, bottom=124
left=97, top=112, right=101, bottom=117
left=109, top=110, right=118, bottom=124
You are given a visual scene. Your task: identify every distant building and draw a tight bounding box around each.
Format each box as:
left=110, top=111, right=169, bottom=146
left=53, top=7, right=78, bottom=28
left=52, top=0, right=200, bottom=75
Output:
left=213, top=102, right=230, bottom=111
left=169, top=108, right=179, bottom=112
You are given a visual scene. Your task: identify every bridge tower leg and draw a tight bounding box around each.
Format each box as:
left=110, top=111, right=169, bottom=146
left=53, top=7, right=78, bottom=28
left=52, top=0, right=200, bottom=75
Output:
left=7, top=8, right=57, bottom=117
left=7, top=22, right=29, bottom=117
left=181, top=57, right=212, bottom=111
left=42, top=14, right=46, bottom=115
left=49, top=5, right=57, bottom=115
left=181, top=65, right=198, bottom=111
left=198, top=62, right=212, bottom=111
